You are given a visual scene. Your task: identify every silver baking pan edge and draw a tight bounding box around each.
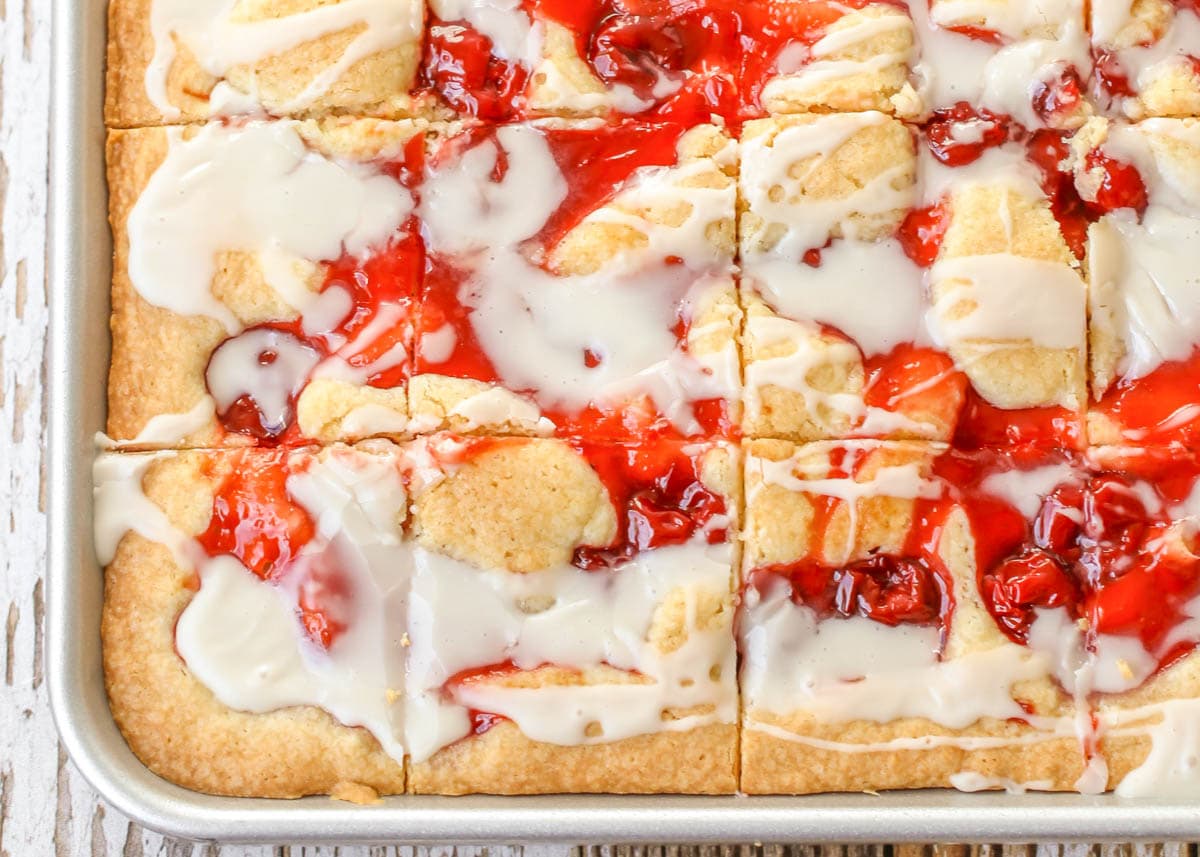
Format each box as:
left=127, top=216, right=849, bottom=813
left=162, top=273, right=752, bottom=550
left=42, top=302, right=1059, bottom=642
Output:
left=43, top=0, right=1200, bottom=843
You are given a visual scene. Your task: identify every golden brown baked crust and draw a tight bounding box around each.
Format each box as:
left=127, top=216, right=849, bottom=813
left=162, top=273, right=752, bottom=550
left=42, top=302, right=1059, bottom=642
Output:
left=106, top=119, right=425, bottom=448
left=407, top=436, right=740, bottom=793
left=411, top=721, right=737, bottom=794
left=102, top=450, right=406, bottom=797
left=105, top=0, right=424, bottom=127
left=738, top=439, right=1084, bottom=794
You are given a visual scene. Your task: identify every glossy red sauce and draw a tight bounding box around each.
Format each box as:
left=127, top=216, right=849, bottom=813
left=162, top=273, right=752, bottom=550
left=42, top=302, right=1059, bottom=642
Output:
left=737, top=0, right=898, bottom=113
left=924, top=103, right=1009, bottom=167
left=862, top=343, right=967, bottom=437
left=443, top=660, right=523, bottom=735
left=952, top=446, right=1200, bottom=679
left=1092, top=49, right=1133, bottom=101
left=897, top=202, right=949, bottom=267
left=1024, top=129, right=1089, bottom=260
left=745, top=444, right=956, bottom=641
left=571, top=440, right=727, bottom=569
left=1031, top=67, right=1086, bottom=127
left=529, top=0, right=741, bottom=120
left=1094, top=348, right=1200, bottom=445
left=951, top=395, right=1083, bottom=450
left=196, top=450, right=350, bottom=650
left=422, top=18, right=530, bottom=121
left=1081, top=150, right=1149, bottom=216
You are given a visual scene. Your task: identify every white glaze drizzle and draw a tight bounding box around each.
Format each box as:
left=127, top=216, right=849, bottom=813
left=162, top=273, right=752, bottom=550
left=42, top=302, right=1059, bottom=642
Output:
left=127, top=122, right=411, bottom=333
left=406, top=539, right=737, bottom=762
left=145, top=0, right=422, bottom=118
left=418, top=124, right=738, bottom=433
left=740, top=111, right=916, bottom=260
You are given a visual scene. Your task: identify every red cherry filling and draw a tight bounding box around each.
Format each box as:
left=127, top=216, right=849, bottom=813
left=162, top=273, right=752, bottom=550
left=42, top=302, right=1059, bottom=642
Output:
left=976, top=463, right=1200, bottom=669
left=571, top=442, right=726, bottom=570
left=1031, top=66, right=1085, bottom=126
left=1095, top=347, right=1200, bottom=445
left=755, top=554, right=951, bottom=629
left=924, top=102, right=1009, bottom=167
left=980, top=549, right=1082, bottom=640
left=196, top=452, right=358, bottom=650
left=897, top=202, right=949, bottom=267
left=422, top=19, right=530, bottom=120
left=1082, top=150, right=1149, bottom=216
left=206, top=234, right=419, bottom=444
left=198, top=451, right=315, bottom=581
left=1092, top=49, right=1135, bottom=99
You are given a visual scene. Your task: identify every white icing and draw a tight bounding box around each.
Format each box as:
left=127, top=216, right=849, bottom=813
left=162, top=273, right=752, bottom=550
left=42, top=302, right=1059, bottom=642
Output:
left=428, top=0, right=540, bottom=63
left=418, top=323, right=458, bottom=365
left=406, top=540, right=737, bottom=762
left=1112, top=698, right=1200, bottom=797
left=748, top=241, right=929, bottom=357
left=1091, top=3, right=1200, bottom=118
left=981, top=463, right=1079, bottom=520
left=761, top=10, right=915, bottom=112
left=928, top=254, right=1087, bottom=352
left=740, top=581, right=1057, bottom=728
left=145, top=0, right=422, bottom=118
left=910, top=0, right=1090, bottom=123
left=206, top=328, right=322, bottom=434
left=949, top=772, right=1054, bottom=793
left=95, top=396, right=216, bottom=450
left=448, top=387, right=555, bottom=433
left=127, top=122, right=411, bottom=333
left=419, top=124, right=738, bottom=434
left=1089, top=209, right=1200, bottom=384
left=178, top=454, right=411, bottom=759
left=93, top=453, right=192, bottom=567
left=740, top=111, right=916, bottom=260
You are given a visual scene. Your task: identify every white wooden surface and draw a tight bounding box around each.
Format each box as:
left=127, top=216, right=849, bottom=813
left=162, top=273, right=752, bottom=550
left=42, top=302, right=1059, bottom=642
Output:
left=0, top=3, right=1193, bottom=855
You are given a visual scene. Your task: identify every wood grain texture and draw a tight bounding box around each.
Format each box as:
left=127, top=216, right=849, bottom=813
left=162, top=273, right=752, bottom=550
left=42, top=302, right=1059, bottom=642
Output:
left=0, top=2, right=1193, bottom=854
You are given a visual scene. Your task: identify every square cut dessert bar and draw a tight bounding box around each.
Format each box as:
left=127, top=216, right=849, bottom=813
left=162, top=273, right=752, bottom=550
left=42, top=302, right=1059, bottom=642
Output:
left=737, top=111, right=1088, bottom=448
left=738, top=438, right=1200, bottom=796
left=1090, top=0, right=1200, bottom=120
left=738, top=438, right=1091, bottom=795
left=105, top=0, right=425, bottom=127
left=421, top=0, right=739, bottom=123
left=738, top=0, right=1091, bottom=129
left=1069, top=117, right=1200, bottom=445
left=107, top=117, right=425, bottom=449
left=410, top=119, right=741, bottom=442
left=405, top=434, right=740, bottom=794
left=97, top=443, right=410, bottom=798
left=1082, top=445, right=1200, bottom=794
left=97, top=434, right=740, bottom=796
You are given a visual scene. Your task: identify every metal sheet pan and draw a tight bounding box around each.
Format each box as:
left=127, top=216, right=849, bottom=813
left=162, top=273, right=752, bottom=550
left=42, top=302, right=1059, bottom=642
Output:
left=43, top=0, right=1200, bottom=842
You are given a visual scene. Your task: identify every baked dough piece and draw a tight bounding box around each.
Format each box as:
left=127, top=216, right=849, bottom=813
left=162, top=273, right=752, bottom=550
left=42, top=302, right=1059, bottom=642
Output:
left=919, top=138, right=1088, bottom=448
left=1070, top=117, right=1200, bottom=445
left=107, top=118, right=425, bottom=448
left=738, top=113, right=940, bottom=442
left=739, top=439, right=1087, bottom=794
left=1075, top=446, right=1200, bottom=796
left=740, top=1, right=921, bottom=118
left=411, top=121, right=740, bottom=441
left=1091, top=0, right=1200, bottom=120
left=98, top=444, right=410, bottom=797
left=422, top=0, right=738, bottom=121
left=106, top=0, right=424, bottom=127
left=405, top=434, right=740, bottom=794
